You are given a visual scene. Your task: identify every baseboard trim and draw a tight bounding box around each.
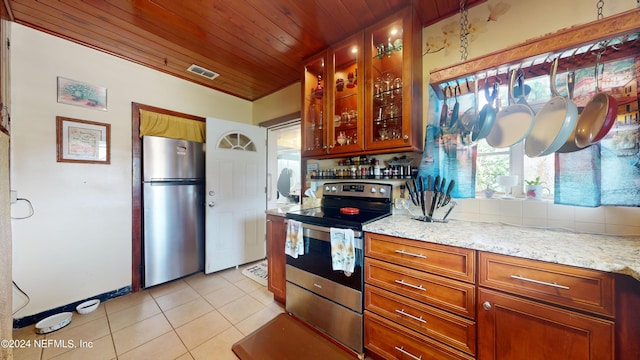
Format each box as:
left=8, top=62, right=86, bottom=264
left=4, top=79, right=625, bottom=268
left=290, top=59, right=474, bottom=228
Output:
left=12, top=285, right=131, bottom=328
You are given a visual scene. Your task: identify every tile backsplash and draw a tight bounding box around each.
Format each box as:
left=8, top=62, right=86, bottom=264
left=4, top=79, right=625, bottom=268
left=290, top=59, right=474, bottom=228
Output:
left=447, top=198, right=640, bottom=236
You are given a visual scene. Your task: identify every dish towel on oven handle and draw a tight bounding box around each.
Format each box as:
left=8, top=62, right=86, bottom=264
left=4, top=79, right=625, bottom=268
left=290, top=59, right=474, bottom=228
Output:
left=285, top=219, right=304, bottom=258
left=330, top=227, right=355, bottom=274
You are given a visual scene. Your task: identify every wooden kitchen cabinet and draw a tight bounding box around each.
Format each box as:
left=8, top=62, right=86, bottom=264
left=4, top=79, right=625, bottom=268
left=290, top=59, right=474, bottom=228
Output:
left=363, top=6, right=422, bottom=153
left=477, top=288, right=614, bottom=360
left=364, top=233, right=477, bottom=358
left=477, top=252, right=615, bottom=359
left=266, top=214, right=286, bottom=304
left=301, top=52, right=329, bottom=157
left=301, top=7, right=422, bottom=159
left=478, top=252, right=614, bottom=317
left=327, top=33, right=365, bottom=155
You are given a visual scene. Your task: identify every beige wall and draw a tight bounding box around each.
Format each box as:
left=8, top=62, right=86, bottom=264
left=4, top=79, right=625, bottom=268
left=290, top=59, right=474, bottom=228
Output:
left=9, top=22, right=252, bottom=317
left=252, top=82, right=301, bottom=124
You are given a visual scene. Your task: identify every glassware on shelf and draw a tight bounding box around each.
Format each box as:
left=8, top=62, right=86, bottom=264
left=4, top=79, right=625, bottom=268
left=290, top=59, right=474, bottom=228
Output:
left=394, top=78, right=402, bottom=94
left=383, top=73, right=394, bottom=93
left=374, top=77, right=383, bottom=98
left=337, top=131, right=347, bottom=146
left=378, top=127, right=389, bottom=141
left=314, top=75, right=324, bottom=99
left=386, top=103, right=399, bottom=119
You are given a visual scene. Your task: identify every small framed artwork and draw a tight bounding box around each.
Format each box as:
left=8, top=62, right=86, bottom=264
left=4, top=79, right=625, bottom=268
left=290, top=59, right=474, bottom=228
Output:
left=57, top=77, right=107, bottom=111
left=56, top=116, right=111, bottom=164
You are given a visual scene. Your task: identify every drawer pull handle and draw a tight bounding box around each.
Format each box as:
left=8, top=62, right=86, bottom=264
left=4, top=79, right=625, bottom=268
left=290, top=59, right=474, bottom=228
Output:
left=394, top=249, right=427, bottom=259
left=394, top=279, right=426, bottom=291
left=510, top=275, right=570, bottom=290
left=394, top=346, right=423, bottom=360
left=395, top=309, right=427, bottom=324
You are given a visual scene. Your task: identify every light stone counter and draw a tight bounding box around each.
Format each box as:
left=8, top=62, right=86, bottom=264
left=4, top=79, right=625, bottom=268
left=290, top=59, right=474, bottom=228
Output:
left=363, top=214, right=640, bottom=281
left=266, top=205, right=302, bottom=217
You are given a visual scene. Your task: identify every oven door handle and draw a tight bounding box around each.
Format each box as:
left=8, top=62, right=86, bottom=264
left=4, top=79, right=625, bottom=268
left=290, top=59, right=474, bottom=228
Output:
left=286, top=220, right=362, bottom=243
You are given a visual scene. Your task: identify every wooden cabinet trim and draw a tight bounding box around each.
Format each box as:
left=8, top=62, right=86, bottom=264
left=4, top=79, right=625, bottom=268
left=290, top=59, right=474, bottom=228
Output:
left=429, top=8, right=640, bottom=94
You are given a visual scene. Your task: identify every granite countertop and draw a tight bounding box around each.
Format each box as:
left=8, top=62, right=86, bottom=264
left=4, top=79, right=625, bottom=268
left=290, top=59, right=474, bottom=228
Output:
left=363, top=214, right=640, bottom=281
left=266, top=205, right=306, bottom=217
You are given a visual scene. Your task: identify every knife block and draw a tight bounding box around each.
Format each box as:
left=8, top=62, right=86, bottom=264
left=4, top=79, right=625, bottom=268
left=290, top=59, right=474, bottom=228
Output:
left=403, top=200, right=457, bottom=223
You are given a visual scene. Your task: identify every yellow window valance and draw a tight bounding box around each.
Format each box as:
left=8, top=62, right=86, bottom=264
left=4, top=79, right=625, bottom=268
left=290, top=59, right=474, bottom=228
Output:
left=139, top=109, right=206, bottom=143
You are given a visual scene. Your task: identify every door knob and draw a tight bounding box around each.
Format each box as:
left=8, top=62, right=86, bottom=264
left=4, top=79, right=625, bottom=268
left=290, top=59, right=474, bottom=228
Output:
left=482, top=301, right=492, bottom=311
left=208, top=202, right=215, bottom=207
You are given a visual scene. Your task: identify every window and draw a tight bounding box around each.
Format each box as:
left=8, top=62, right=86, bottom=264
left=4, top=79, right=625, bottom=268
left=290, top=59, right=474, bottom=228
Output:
left=475, top=72, right=555, bottom=197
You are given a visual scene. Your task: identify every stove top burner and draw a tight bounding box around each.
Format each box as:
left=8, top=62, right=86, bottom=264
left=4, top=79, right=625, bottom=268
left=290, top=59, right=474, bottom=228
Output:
left=286, top=182, right=393, bottom=230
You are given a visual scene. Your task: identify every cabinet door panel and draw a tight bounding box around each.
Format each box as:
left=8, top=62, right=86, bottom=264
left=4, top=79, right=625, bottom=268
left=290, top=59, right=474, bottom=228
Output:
left=327, top=33, right=365, bottom=155
left=478, top=288, right=614, bottom=360
left=302, top=53, right=328, bottom=157
left=266, top=215, right=286, bottom=303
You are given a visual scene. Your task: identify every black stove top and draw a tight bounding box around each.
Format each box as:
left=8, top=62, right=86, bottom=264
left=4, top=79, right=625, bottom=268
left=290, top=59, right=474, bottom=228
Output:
left=286, top=182, right=392, bottom=230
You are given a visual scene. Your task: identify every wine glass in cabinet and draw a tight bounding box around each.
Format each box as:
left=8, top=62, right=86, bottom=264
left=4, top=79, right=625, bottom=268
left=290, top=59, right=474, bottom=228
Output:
left=364, top=7, right=422, bottom=153
left=301, top=53, right=328, bottom=157
left=328, top=33, right=365, bottom=155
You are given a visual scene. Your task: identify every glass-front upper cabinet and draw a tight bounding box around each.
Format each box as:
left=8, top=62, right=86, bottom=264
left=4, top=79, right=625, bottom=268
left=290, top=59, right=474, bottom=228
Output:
left=364, top=7, right=422, bottom=152
left=327, top=34, right=365, bottom=155
left=301, top=53, right=328, bottom=157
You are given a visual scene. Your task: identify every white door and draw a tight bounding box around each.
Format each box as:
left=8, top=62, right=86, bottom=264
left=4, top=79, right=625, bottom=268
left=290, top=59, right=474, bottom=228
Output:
left=205, top=117, right=266, bottom=273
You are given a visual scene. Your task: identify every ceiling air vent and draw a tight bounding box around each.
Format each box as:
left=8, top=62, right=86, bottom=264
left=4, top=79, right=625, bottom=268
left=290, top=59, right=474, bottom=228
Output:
left=187, top=64, right=219, bottom=80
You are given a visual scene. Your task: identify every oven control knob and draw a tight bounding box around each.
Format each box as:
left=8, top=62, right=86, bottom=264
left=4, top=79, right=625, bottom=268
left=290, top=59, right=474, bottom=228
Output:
left=331, top=186, right=337, bottom=192
left=379, top=188, right=386, bottom=194
left=325, top=185, right=331, bottom=192
left=370, top=187, right=377, bottom=193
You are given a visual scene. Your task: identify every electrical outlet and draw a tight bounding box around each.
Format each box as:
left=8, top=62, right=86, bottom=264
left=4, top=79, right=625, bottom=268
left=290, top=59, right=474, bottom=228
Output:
left=10, top=190, right=17, bottom=204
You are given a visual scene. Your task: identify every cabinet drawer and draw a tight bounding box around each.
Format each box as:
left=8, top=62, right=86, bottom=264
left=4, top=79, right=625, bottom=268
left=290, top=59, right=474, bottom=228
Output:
left=365, top=233, right=475, bottom=283
left=365, top=310, right=474, bottom=360
left=365, top=285, right=476, bottom=355
left=365, top=258, right=475, bottom=318
left=479, top=252, right=614, bottom=317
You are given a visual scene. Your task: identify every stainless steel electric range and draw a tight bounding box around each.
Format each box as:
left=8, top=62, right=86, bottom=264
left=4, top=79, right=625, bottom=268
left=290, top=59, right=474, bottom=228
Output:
left=285, top=182, right=393, bottom=355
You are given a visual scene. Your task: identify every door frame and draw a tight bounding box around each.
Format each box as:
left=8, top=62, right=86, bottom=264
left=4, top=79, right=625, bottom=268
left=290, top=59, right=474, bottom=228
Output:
left=130, top=102, right=205, bottom=292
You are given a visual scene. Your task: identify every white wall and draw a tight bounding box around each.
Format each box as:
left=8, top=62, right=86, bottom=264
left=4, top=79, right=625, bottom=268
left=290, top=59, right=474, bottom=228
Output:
left=9, top=23, right=252, bottom=317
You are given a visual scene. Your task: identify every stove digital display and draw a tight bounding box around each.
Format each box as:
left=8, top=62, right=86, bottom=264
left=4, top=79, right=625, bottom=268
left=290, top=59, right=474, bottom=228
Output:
left=342, top=184, right=365, bottom=192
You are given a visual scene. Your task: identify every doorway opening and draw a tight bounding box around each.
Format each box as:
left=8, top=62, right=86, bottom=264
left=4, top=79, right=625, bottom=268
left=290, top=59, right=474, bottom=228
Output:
left=267, top=122, right=301, bottom=209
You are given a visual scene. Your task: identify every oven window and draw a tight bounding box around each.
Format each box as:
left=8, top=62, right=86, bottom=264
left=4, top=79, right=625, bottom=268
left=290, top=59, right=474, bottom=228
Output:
left=286, top=235, right=363, bottom=291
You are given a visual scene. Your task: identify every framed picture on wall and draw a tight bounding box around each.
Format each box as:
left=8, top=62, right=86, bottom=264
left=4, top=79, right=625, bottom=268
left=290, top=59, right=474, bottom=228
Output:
left=57, top=77, right=107, bottom=111
left=56, top=116, right=111, bottom=164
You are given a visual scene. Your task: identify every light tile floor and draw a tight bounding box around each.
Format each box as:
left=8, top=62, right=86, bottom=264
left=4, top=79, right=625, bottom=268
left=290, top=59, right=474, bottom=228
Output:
left=12, top=262, right=284, bottom=360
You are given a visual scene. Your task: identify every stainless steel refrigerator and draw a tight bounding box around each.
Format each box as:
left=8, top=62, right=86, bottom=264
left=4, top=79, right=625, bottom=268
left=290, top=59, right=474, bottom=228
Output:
left=142, top=136, right=205, bottom=288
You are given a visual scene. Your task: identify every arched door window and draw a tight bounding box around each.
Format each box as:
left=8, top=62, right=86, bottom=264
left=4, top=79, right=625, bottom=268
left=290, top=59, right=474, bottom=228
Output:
left=217, top=132, right=256, bottom=151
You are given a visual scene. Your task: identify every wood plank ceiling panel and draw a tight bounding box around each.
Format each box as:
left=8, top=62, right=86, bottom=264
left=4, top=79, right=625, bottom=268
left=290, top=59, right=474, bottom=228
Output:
left=11, top=0, right=268, bottom=98
left=8, top=0, right=485, bottom=101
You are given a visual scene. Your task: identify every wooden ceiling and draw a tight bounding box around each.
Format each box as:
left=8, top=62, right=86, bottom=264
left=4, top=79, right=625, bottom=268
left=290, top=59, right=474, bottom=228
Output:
left=7, top=0, right=484, bottom=101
